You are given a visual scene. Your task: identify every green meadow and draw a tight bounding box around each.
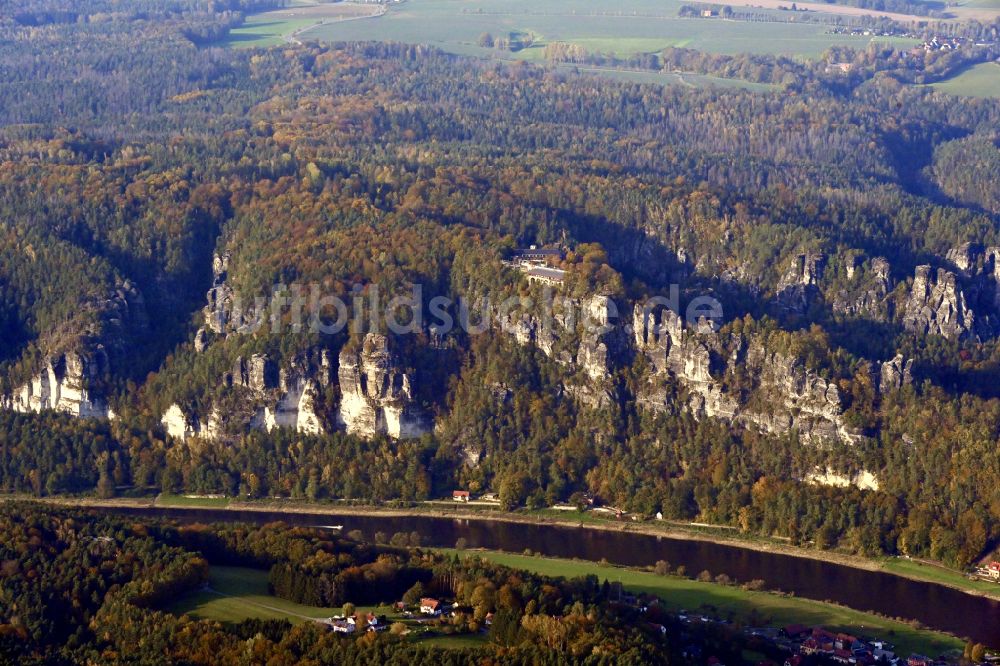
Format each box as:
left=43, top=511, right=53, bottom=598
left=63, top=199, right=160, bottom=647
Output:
left=165, top=566, right=342, bottom=623
left=305, top=0, right=910, bottom=58
left=930, top=62, right=1000, bottom=98
left=444, top=550, right=965, bottom=657
left=882, top=558, right=1000, bottom=596
left=225, top=17, right=323, bottom=48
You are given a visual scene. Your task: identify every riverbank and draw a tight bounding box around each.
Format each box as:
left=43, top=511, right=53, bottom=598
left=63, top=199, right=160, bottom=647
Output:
left=9, top=493, right=1000, bottom=605
left=444, top=549, right=964, bottom=656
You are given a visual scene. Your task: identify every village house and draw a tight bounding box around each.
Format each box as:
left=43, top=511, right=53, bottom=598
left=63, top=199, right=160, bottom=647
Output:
left=327, top=617, right=355, bottom=634
left=452, top=490, right=471, bottom=502
left=420, top=597, right=442, bottom=616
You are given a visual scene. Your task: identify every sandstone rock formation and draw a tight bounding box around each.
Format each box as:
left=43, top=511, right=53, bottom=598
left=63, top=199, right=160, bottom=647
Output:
left=632, top=301, right=858, bottom=443
left=500, top=294, right=621, bottom=408
left=830, top=255, right=893, bottom=320
left=805, top=468, right=879, bottom=491
left=879, top=354, right=913, bottom=393
left=202, top=251, right=267, bottom=336
left=337, top=333, right=430, bottom=439
left=903, top=265, right=975, bottom=339
left=1, top=277, right=148, bottom=419
left=4, top=350, right=114, bottom=419
left=774, top=252, right=825, bottom=315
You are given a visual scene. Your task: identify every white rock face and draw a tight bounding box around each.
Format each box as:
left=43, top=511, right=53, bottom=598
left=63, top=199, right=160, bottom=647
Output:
left=337, top=333, right=429, bottom=439
left=264, top=378, right=323, bottom=435
left=805, top=468, right=880, bottom=492
left=161, top=404, right=200, bottom=441
left=5, top=352, right=114, bottom=419
left=161, top=377, right=324, bottom=441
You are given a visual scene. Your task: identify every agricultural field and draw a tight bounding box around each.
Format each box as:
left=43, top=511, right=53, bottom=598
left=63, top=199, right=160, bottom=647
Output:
left=443, top=550, right=964, bottom=657
left=224, top=0, right=383, bottom=49
left=303, top=0, right=917, bottom=58
left=929, top=61, right=1000, bottom=98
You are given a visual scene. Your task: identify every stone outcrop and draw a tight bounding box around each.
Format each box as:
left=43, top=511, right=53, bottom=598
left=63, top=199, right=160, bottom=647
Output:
left=632, top=301, right=858, bottom=443
left=337, top=333, right=430, bottom=439
left=202, top=251, right=266, bottom=336
left=831, top=256, right=893, bottom=320
left=161, top=403, right=201, bottom=441
left=162, top=351, right=330, bottom=441
left=879, top=354, right=913, bottom=392
left=633, top=303, right=737, bottom=419
left=263, top=377, right=324, bottom=435
left=743, top=340, right=852, bottom=442
left=774, top=252, right=825, bottom=315
left=805, top=468, right=879, bottom=491
left=501, top=294, right=622, bottom=408
left=1, top=278, right=147, bottom=419
left=903, top=265, right=976, bottom=339
left=4, top=350, right=114, bottom=419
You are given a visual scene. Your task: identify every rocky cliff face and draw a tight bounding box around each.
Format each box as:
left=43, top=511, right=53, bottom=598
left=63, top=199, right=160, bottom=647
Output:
left=3, top=350, right=114, bottom=419
left=903, top=265, right=976, bottom=339
left=2, top=279, right=148, bottom=420
left=830, top=256, right=893, bottom=320
left=742, top=340, right=853, bottom=443
left=805, top=468, right=880, bottom=491
left=774, top=252, right=825, bottom=315
left=201, top=251, right=267, bottom=342
left=501, top=294, right=621, bottom=408
left=901, top=244, right=1000, bottom=341
left=162, top=351, right=330, bottom=441
left=633, top=303, right=737, bottom=419
left=632, top=302, right=859, bottom=443
left=337, top=333, right=430, bottom=439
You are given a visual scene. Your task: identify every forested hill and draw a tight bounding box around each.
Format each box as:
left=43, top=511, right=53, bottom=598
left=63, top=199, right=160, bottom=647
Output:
left=1, top=0, right=1000, bottom=570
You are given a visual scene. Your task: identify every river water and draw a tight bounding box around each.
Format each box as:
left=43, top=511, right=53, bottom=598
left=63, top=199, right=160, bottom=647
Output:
left=95, top=506, right=1000, bottom=645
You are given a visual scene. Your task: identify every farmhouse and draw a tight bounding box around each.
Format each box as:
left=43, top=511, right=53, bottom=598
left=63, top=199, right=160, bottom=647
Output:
left=420, top=597, right=441, bottom=615
left=453, top=490, right=471, bottom=502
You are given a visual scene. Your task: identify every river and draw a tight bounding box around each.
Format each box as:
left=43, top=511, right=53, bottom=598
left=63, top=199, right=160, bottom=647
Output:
left=94, top=505, right=1000, bottom=645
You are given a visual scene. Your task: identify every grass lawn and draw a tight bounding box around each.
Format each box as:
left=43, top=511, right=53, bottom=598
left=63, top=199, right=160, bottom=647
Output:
left=929, top=62, right=1000, bottom=98
left=882, top=558, right=1000, bottom=596
left=444, top=550, right=964, bottom=657
left=306, top=0, right=906, bottom=58
left=165, top=566, right=346, bottom=623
